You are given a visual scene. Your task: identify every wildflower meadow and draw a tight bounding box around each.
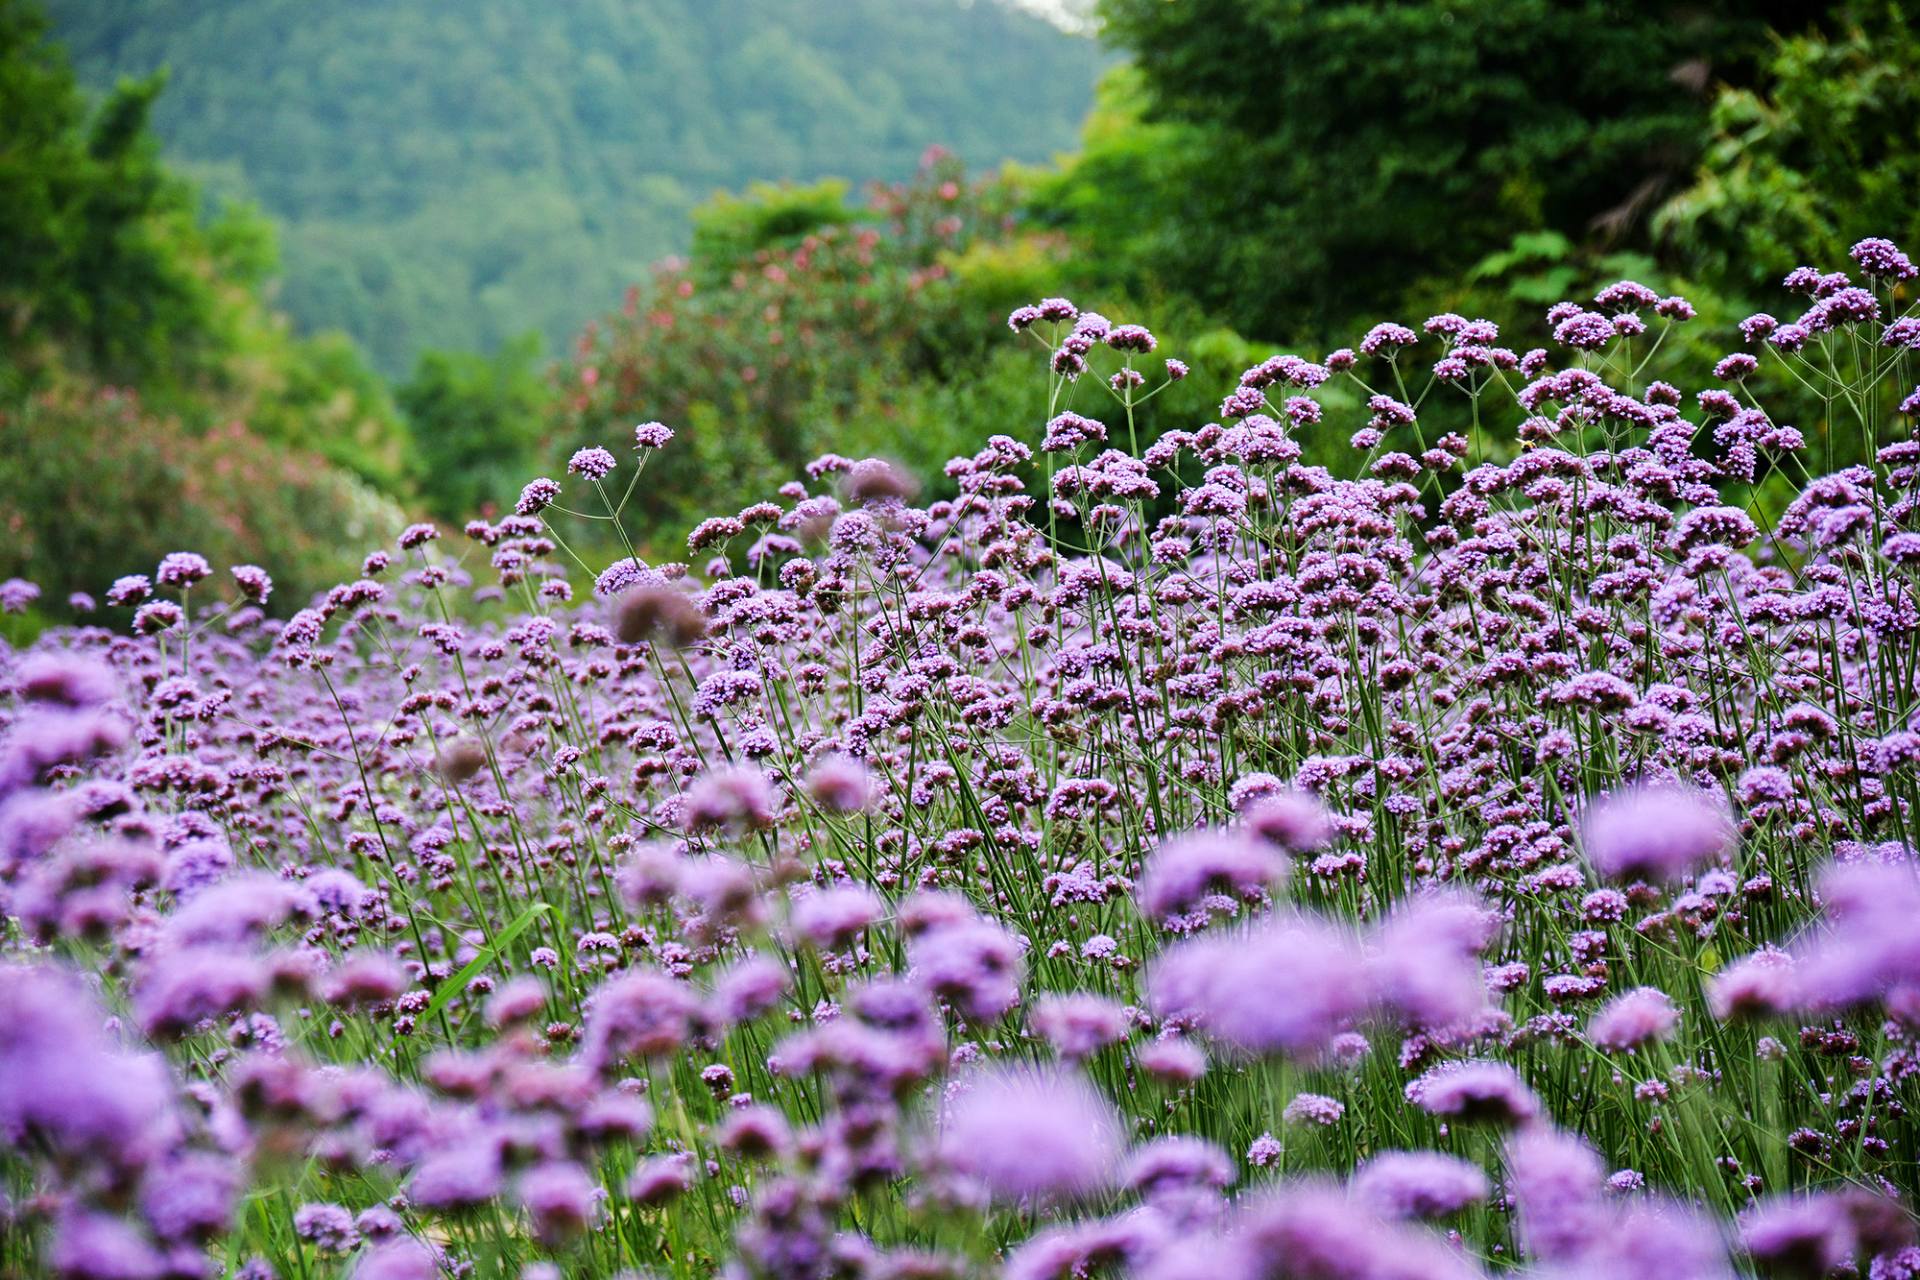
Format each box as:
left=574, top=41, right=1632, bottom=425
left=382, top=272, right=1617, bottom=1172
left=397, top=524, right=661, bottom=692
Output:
left=9, top=235, right=1920, bottom=1280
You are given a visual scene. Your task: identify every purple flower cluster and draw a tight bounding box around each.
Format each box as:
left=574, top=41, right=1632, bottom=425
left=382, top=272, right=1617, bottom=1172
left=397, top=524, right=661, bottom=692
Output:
left=5, top=236, right=1920, bottom=1277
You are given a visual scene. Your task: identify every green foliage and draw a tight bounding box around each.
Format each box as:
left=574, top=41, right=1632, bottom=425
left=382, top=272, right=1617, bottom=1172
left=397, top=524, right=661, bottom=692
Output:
left=1047, top=0, right=1800, bottom=344
left=1024, top=67, right=1232, bottom=318
left=244, top=329, right=414, bottom=493
left=399, top=334, right=549, bottom=522
left=0, top=3, right=217, bottom=389
left=0, top=2, right=411, bottom=609
left=689, top=181, right=860, bottom=282
left=0, top=387, right=404, bottom=609
left=44, top=0, right=1108, bottom=375
left=1656, top=3, right=1920, bottom=291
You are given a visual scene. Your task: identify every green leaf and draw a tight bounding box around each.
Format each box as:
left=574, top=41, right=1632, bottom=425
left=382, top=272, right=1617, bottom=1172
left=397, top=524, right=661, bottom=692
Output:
left=418, top=901, right=551, bottom=1026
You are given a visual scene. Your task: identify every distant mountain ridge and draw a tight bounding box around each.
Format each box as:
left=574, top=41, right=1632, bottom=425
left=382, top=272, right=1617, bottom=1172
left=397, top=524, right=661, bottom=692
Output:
left=46, top=0, right=1104, bottom=374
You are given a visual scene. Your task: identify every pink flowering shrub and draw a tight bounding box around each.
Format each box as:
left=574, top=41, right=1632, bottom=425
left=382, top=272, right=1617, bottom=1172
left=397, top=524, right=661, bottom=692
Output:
left=5, top=237, right=1920, bottom=1278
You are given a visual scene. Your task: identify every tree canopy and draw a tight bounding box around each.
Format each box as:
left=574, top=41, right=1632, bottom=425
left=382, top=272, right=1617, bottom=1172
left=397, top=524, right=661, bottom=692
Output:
left=1048, top=0, right=1818, bottom=342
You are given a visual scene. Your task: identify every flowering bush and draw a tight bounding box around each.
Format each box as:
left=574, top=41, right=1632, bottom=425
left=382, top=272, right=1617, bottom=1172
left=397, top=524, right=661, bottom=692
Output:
left=547, top=148, right=1018, bottom=543
left=0, top=386, right=406, bottom=622
left=5, top=236, right=1920, bottom=1279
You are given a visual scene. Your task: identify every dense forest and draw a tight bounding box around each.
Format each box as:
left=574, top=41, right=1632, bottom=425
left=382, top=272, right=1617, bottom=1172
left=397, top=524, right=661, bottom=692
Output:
left=44, top=0, right=1107, bottom=373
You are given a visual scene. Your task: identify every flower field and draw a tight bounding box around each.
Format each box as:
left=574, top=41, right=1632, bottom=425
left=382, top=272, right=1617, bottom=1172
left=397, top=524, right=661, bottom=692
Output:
left=7, top=237, right=1920, bottom=1279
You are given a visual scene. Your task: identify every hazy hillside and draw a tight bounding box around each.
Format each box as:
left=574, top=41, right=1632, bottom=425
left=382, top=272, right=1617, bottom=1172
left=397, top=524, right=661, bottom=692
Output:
left=46, top=0, right=1104, bottom=373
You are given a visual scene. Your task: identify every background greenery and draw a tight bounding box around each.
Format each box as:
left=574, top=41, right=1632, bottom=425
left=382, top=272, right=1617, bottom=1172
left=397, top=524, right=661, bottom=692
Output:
left=0, top=2, right=408, bottom=612
left=4, top=0, right=1917, bottom=618
left=43, top=0, right=1108, bottom=375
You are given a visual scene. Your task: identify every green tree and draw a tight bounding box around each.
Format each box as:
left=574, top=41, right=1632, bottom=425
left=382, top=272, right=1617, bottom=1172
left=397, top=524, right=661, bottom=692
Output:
left=399, top=334, right=548, bottom=521
left=1051, top=0, right=1809, bottom=343
left=1656, top=3, right=1920, bottom=291
left=0, top=2, right=216, bottom=388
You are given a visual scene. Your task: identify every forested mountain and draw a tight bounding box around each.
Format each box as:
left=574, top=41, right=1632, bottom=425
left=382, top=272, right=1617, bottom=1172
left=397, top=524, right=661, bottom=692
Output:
left=45, top=0, right=1104, bottom=373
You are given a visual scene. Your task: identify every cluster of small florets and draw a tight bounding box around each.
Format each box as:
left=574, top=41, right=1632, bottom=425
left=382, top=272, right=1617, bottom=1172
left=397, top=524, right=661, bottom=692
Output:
left=5, top=238, right=1920, bottom=1280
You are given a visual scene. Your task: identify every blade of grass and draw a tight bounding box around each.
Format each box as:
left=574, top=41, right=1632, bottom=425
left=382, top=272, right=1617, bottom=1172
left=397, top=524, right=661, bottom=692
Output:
left=419, top=901, right=552, bottom=1026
